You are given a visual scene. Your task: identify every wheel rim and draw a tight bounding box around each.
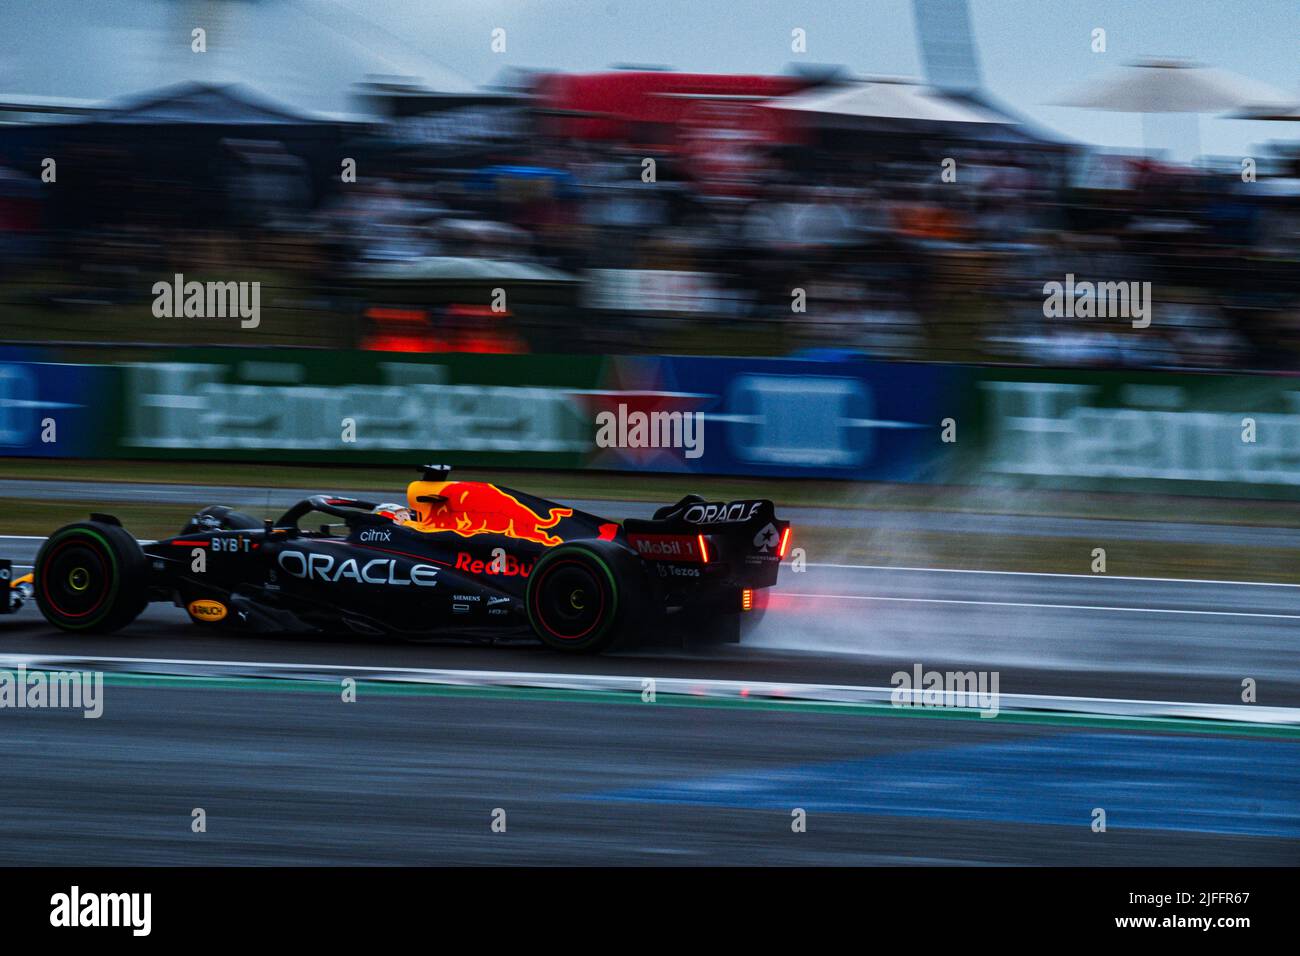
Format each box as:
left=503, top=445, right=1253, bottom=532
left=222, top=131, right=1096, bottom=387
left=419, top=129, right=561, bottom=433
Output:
left=41, top=539, right=111, bottom=619
left=532, top=559, right=607, bottom=641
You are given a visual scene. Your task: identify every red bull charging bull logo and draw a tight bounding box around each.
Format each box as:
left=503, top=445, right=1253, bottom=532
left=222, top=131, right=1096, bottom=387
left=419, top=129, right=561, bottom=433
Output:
left=404, top=481, right=574, bottom=547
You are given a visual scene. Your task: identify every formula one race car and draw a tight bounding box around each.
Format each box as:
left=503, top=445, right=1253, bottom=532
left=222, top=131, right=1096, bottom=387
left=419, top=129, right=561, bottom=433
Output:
left=8, top=466, right=791, bottom=653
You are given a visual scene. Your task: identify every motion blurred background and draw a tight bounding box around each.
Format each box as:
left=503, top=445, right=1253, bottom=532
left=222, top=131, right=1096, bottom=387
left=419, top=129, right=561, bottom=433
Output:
left=0, top=0, right=1296, bottom=366
left=1, top=0, right=1298, bottom=871
left=3, top=0, right=1298, bottom=530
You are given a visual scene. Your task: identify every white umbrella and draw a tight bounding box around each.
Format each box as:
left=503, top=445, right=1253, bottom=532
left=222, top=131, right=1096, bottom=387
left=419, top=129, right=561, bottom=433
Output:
left=1054, top=59, right=1295, bottom=158
left=1055, top=59, right=1294, bottom=114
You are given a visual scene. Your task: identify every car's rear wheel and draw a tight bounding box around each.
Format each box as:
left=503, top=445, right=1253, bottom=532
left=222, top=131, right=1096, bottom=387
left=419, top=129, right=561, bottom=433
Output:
left=34, top=522, right=148, bottom=633
left=527, top=543, right=633, bottom=653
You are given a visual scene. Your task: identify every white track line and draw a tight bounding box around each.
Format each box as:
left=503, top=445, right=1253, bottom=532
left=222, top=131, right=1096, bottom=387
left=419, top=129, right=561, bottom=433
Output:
left=781, top=592, right=1300, bottom=620
left=0, top=653, right=1295, bottom=726
left=800, top=563, right=1300, bottom=588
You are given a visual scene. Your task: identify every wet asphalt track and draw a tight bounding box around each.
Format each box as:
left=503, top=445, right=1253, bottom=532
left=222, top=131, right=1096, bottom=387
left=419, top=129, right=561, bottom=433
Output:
left=2, top=682, right=1297, bottom=865
left=5, top=534, right=1299, bottom=705
left=2, top=486, right=1299, bottom=865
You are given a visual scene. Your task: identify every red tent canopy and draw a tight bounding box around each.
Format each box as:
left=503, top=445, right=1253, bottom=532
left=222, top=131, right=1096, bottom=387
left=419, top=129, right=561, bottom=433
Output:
left=535, top=71, right=806, bottom=149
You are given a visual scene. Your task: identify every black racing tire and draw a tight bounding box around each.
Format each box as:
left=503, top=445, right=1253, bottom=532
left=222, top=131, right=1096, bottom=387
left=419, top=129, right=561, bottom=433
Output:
left=34, top=522, right=149, bottom=634
left=526, top=541, right=639, bottom=653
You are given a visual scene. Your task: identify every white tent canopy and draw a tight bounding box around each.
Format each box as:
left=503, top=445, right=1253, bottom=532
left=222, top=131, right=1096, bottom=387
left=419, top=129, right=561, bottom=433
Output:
left=1054, top=60, right=1294, bottom=114
left=765, top=77, right=1010, bottom=127
left=0, top=0, right=476, bottom=120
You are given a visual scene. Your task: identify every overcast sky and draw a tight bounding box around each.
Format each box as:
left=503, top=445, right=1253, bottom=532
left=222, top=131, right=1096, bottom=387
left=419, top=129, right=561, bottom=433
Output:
left=2, top=0, right=1296, bottom=157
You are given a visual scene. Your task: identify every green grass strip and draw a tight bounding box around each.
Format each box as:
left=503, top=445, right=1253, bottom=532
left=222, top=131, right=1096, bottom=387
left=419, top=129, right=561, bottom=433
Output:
left=80, top=670, right=1300, bottom=740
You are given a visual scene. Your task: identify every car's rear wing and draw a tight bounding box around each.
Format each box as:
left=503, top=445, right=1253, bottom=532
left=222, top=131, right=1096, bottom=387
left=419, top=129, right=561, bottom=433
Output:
left=624, top=497, right=791, bottom=588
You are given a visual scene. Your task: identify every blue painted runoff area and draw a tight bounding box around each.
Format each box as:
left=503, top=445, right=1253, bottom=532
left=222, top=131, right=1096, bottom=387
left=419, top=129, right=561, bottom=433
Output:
left=587, top=733, right=1300, bottom=837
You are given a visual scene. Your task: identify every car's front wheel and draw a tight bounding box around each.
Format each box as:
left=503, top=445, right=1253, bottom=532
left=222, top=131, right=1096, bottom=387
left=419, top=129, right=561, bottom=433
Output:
left=34, top=521, right=148, bottom=633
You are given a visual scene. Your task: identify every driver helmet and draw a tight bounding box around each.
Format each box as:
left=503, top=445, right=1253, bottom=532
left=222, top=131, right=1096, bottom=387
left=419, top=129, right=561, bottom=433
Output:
left=373, top=502, right=412, bottom=523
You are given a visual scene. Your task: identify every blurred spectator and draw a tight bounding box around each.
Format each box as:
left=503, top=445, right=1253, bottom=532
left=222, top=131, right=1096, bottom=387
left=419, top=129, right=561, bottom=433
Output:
left=1, top=86, right=1297, bottom=371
